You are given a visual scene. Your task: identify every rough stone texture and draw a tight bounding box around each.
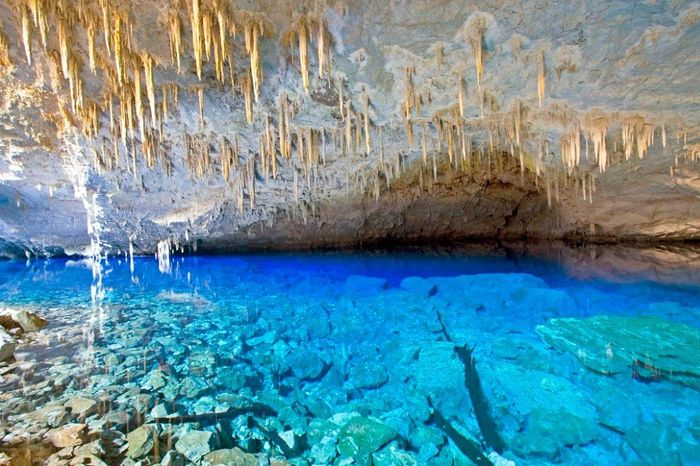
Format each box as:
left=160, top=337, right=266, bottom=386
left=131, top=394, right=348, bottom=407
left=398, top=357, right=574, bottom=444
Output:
left=46, top=423, right=87, bottom=448
left=0, top=327, right=14, bottom=362
left=0, top=1, right=698, bottom=255
left=537, top=315, right=700, bottom=389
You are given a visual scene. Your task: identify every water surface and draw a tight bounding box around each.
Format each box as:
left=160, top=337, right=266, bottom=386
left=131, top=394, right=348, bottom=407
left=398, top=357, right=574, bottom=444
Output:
left=1, top=247, right=699, bottom=465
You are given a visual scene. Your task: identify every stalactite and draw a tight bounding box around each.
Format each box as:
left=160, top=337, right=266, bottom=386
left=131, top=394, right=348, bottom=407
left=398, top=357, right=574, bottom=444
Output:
left=21, top=4, right=32, bottom=65
left=143, top=53, right=157, bottom=128
left=458, top=77, right=466, bottom=118
left=511, top=34, right=522, bottom=62
left=87, top=21, right=97, bottom=74
left=317, top=18, right=327, bottom=78
left=244, top=16, right=265, bottom=101
left=0, top=24, right=11, bottom=67
left=168, top=10, right=183, bottom=73
left=298, top=18, right=310, bottom=94
left=468, top=18, right=487, bottom=90
left=243, top=70, right=254, bottom=124
left=134, top=57, right=145, bottom=140
left=203, top=9, right=213, bottom=61
left=662, top=123, right=667, bottom=148
left=537, top=49, right=546, bottom=108
left=338, top=77, right=345, bottom=120
left=585, top=115, right=608, bottom=172
left=363, top=91, right=371, bottom=154
left=191, top=0, right=203, bottom=79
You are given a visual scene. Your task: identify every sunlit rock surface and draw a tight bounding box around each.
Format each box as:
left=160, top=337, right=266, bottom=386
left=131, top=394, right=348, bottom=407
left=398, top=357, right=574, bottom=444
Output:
left=0, top=0, right=698, bottom=256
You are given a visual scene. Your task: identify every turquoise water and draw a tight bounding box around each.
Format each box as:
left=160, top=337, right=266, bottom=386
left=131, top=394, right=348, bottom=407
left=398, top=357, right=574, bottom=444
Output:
left=1, top=250, right=699, bottom=465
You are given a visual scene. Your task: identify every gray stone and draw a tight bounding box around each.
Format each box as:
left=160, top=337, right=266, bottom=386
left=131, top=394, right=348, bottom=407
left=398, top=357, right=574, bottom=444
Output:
left=175, top=430, right=215, bottom=462
left=337, top=416, right=396, bottom=461
left=373, top=443, right=419, bottom=466
left=348, top=362, right=389, bottom=389
left=160, top=450, right=186, bottom=466
left=510, top=408, right=598, bottom=460
left=537, top=315, right=700, bottom=389
left=287, top=350, right=324, bottom=380
left=64, top=397, right=98, bottom=419
left=46, top=424, right=87, bottom=448
left=202, top=448, right=258, bottom=466
left=343, top=275, right=388, bottom=295
left=126, top=425, right=157, bottom=459
left=626, top=422, right=682, bottom=466
left=0, top=327, right=15, bottom=362
left=8, top=309, right=48, bottom=332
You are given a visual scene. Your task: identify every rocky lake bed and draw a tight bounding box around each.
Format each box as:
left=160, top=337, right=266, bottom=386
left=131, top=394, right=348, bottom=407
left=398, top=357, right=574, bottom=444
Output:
left=0, top=255, right=699, bottom=465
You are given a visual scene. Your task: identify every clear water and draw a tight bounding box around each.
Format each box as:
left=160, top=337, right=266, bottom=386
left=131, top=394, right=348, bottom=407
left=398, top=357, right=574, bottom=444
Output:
left=1, top=250, right=699, bottom=465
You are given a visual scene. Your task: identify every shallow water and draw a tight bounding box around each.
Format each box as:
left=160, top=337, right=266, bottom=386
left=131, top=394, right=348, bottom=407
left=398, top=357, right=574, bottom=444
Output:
left=1, top=248, right=699, bottom=465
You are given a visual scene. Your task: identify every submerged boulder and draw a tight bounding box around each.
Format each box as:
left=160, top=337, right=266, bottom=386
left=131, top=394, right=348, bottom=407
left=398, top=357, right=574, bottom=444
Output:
left=0, top=327, right=15, bottom=362
left=175, top=430, right=215, bottom=462
left=0, top=308, right=48, bottom=333
left=202, top=448, right=258, bottom=466
left=337, top=416, right=396, bottom=462
left=511, top=408, right=598, bottom=460
left=537, top=315, right=700, bottom=389
left=126, top=425, right=158, bottom=459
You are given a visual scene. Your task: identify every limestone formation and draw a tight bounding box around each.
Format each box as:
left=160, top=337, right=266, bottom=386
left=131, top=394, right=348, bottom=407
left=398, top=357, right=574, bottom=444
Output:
left=0, top=1, right=697, bottom=255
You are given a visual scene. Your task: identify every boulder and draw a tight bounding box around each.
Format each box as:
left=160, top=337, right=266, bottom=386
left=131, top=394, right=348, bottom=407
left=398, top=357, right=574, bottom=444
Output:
left=287, top=350, right=325, bottom=380
left=64, top=397, right=98, bottom=419
left=537, top=315, right=700, bottom=389
left=373, top=443, right=419, bottom=466
left=347, top=362, right=389, bottom=390
left=342, top=275, right=388, bottom=296
left=126, top=425, right=157, bottom=459
left=47, top=423, right=87, bottom=448
left=337, top=416, right=396, bottom=461
left=175, top=430, right=215, bottom=462
left=510, top=408, right=598, bottom=460
left=202, top=448, right=258, bottom=466
left=160, top=450, right=186, bottom=466
left=0, top=327, right=15, bottom=362
left=0, top=308, right=48, bottom=332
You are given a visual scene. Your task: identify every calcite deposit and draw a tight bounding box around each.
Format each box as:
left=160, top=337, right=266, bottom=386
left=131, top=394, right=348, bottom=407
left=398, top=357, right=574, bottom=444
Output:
left=0, top=0, right=697, bottom=256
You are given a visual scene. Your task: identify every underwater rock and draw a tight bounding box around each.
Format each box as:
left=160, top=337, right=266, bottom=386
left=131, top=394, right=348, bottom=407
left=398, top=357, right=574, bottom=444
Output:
left=25, top=404, right=72, bottom=428
left=309, top=435, right=339, bottom=464
left=372, top=443, right=419, bottom=465
left=347, top=361, right=389, bottom=389
left=214, top=365, right=261, bottom=392
left=202, top=447, right=258, bottom=466
left=510, top=408, right=598, bottom=460
left=46, top=423, right=87, bottom=448
left=142, top=370, right=168, bottom=391
left=64, top=397, right=98, bottom=420
left=0, top=328, right=15, bottom=362
left=625, top=422, right=682, bottom=466
left=126, top=425, right=157, bottom=459
left=287, top=350, right=325, bottom=380
left=179, top=376, right=210, bottom=399
left=0, top=308, right=48, bottom=333
left=175, top=430, right=215, bottom=462
left=8, top=309, right=48, bottom=332
left=337, top=416, right=396, bottom=462
left=246, top=330, right=278, bottom=347
left=160, top=450, right=186, bottom=466
left=537, top=315, right=700, bottom=389
left=342, top=275, right=388, bottom=295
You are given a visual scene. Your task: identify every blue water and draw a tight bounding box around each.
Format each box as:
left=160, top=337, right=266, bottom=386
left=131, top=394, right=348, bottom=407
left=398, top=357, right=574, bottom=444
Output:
left=0, top=250, right=699, bottom=465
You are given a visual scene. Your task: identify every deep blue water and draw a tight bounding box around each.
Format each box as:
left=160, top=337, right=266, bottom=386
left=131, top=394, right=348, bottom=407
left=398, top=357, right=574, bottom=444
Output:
left=1, top=250, right=699, bottom=465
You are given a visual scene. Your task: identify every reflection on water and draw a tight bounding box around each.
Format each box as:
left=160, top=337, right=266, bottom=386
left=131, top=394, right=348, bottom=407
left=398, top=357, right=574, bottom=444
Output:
left=0, top=245, right=699, bottom=465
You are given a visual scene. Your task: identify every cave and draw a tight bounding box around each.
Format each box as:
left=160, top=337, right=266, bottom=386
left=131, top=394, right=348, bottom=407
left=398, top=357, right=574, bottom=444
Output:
left=0, top=1, right=699, bottom=465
